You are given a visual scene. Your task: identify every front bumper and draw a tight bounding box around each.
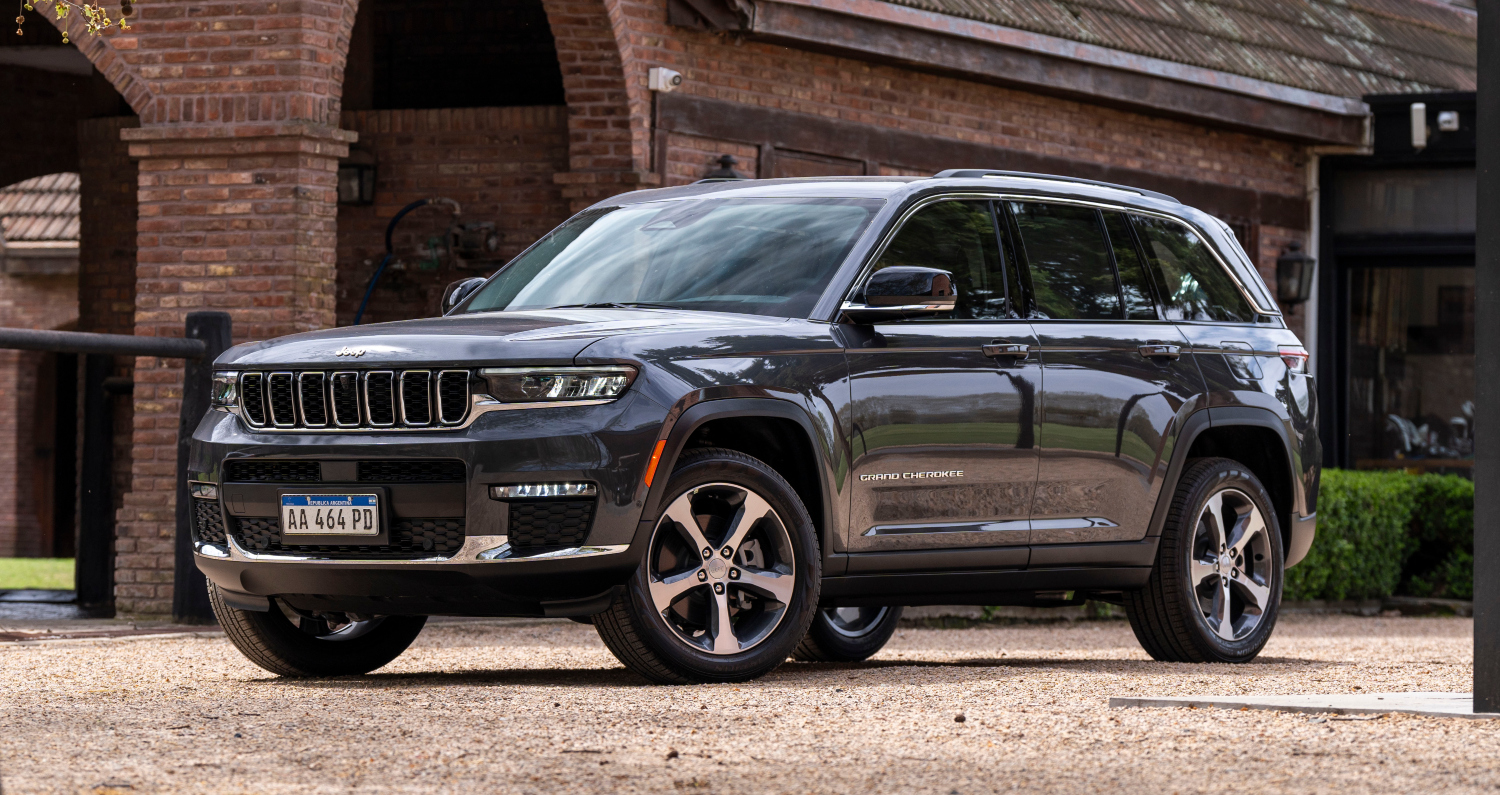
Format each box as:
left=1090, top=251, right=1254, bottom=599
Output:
left=188, top=391, right=667, bottom=615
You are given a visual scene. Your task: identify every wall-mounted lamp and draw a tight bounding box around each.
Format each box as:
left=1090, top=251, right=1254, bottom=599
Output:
left=701, top=154, right=745, bottom=182
left=1276, top=241, right=1316, bottom=306
left=338, top=149, right=377, bottom=206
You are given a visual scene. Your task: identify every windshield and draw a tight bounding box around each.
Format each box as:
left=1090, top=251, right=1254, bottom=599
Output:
left=459, top=197, right=883, bottom=318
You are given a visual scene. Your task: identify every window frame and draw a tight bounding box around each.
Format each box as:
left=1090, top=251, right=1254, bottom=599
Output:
left=839, top=192, right=1275, bottom=325
left=845, top=194, right=1018, bottom=323
left=1001, top=200, right=1144, bottom=323
left=1127, top=211, right=1263, bottom=326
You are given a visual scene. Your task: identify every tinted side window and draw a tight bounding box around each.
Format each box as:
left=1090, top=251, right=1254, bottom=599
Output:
left=1132, top=215, right=1254, bottom=322
left=872, top=200, right=1007, bottom=319
left=1009, top=202, right=1119, bottom=320
left=1103, top=212, right=1157, bottom=320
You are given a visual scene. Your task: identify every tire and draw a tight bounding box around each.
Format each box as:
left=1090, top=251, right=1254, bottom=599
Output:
left=209, top=581, right=428, bottom=677
left=594, top=448, right=821, bottom=684
left=1123, top=457, right=1284, bottom=663
left=793, top=606, right=903, bottom=662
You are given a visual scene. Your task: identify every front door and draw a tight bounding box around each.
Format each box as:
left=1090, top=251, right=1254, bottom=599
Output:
left=841, top=199, right=1042, bottom=558
left=1005, top=201, right=1206, bottom=544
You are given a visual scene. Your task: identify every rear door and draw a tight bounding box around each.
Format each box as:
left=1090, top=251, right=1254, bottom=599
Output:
left=840, top=198, right=1041, bottom=565
left=1005, top=201, right=1206, bottom=545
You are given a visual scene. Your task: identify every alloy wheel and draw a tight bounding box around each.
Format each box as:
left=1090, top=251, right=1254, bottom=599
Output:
left=1189, top=488, right=1273, bottom=642
left=647, top=482, right=796, bottom=655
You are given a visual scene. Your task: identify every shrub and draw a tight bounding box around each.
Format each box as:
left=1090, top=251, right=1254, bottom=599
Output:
left=1401, top=474, right=1474, bottom=600
left=1283, top=469, right=1417, bottom=601
left=1282, top=469, right=1474, bottom=602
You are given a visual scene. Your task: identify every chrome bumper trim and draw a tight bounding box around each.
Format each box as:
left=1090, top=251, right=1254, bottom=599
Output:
left=193, top=535, right=629, bottom=564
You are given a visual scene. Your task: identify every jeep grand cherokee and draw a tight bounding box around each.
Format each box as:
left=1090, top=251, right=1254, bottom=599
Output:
left=191, top=170, right=1319, bottom=684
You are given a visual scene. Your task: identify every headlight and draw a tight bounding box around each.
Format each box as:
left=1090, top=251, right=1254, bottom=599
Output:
left=211, top=371, right=239, bottom=409
left=478, top=366, right=637, bottom=403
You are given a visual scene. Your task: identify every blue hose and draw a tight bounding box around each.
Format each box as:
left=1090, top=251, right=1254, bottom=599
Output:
left=353, top=198, right=448, bottom=325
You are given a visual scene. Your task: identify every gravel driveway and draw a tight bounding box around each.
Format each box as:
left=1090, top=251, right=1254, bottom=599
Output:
left=0, top=614, right=1489, bottom=794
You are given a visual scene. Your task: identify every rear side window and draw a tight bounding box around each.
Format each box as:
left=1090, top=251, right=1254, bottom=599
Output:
left=872, top=200, right=1008, bottom=319
left=1103, top=212, right=1157, bottom=320
left=1131, top=215, right=1254, bottom=323
left=1008, top=202, right=1119, bottom=320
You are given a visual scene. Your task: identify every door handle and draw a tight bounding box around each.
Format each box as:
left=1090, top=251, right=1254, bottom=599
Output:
left=983, top=342, right=1030, bottom=359
left=1139, top=344, right=1182, bottom=360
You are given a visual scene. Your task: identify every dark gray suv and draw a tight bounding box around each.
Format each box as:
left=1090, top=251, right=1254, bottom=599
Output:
left=191, top=171, right=1319, bottom=683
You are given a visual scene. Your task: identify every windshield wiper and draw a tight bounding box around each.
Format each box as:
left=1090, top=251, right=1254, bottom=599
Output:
left=547, top=302, right=681, bottom=310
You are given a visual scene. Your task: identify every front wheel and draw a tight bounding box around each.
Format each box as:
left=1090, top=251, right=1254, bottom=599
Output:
left=593, top=448, right=821, bottom=684
left=1123, top=457, right=1283, bottom=663
left=209, top=582, right=427, bottom=677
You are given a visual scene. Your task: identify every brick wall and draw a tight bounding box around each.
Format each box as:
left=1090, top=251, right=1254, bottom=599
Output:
left=78, top=116, right=142, bottom=543
left=618, top=0, right=1307, bottom=203
left=335, top=106, right=571, bottom=325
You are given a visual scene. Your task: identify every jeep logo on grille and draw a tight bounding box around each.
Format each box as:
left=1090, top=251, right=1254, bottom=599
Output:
left=334, top=346, right=366, bottom=357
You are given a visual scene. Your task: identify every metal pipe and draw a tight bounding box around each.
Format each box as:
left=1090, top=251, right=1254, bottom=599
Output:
left=0, top=327, right=207, bottom=359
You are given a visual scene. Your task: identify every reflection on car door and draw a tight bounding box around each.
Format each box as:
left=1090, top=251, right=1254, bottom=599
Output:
left=839, top=199, right=1041, bottom=567
left=1006, top=202, right=1206, bottom=544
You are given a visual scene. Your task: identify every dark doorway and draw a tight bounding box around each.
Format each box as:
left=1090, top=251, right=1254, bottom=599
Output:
left=343, top=0, right=566, bottom=111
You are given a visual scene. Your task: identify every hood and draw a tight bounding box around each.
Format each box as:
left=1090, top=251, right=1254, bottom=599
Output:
left=215, top=308, right=789, bottom=368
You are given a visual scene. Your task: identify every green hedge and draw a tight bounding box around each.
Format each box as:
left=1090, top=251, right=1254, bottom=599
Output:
left=1282, top=469, right=1473, bottom=602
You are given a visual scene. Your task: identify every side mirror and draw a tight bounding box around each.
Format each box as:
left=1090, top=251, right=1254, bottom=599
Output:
left=840, top=266, right=956, bottom=323
left=440, top=277, right=487, bottom=315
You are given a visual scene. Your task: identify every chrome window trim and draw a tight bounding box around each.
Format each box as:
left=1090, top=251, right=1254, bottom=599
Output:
left=363, top=370, right=396, bottom=428
left=295, top=371, right=329, bottom=428
left=840, top=191, right=1279, bottom=320
left=398, top=370, right=434, bottom=427
left=329, top=371, right=363, bottom=427
left=267, top=371, right=298, bottom=428
left=436, top=370, right=471, bottom=425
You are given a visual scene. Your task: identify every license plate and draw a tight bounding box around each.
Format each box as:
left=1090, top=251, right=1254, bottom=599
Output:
left=280, top=494, right=380, bottom=536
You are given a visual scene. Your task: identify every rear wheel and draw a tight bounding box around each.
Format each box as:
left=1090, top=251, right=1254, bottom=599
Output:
left=794, top=606, right=903, bottom=662
left=1123, top=457, right=1283, bottom=663
left=593, top=448, right=820, bottom=684
left=209, top=582, right=427, bottom=677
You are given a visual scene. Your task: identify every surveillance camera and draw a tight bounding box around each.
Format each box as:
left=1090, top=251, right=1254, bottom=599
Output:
left=649, top=67, right=683, bottom=93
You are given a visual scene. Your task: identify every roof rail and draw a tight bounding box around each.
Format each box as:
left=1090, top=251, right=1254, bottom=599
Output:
left=931, top=169, right=1179, bottom=204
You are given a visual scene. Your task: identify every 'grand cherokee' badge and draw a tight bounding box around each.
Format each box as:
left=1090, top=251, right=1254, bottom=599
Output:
left=334, top=346, right=366, bottom=357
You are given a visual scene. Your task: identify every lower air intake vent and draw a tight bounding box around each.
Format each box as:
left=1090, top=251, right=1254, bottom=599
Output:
left=507, top=500, right=595, bottom=547
left=224, top=460, right=321, bottom=483
left=192, top=500, right=227, bottom=544
left=231, top=517, right=467, bottom=559
left=357, top=460, right=466, bottom=483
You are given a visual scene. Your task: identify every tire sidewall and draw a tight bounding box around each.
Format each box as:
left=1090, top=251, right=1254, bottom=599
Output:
left=1174, top=462, right=1284, bottom=662
left=625, top=451, right=821, bottom=680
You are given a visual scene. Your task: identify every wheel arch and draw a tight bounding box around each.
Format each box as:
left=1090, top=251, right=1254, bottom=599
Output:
left=640, top=398, right=837, bottom=556
left=1151, top=407, right=1305, bottom=564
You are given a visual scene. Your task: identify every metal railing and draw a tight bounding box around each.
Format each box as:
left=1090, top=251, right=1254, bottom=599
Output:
left=0, top=311, right=231, bottom=622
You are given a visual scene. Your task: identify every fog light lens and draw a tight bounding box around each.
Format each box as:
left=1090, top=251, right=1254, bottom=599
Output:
left=189, top=481, right=218, bottom=500
left=490, top=483, right=598, bottom=499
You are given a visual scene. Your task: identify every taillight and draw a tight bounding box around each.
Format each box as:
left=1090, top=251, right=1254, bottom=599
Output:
left=1279, top=345, right=1310, bottom=374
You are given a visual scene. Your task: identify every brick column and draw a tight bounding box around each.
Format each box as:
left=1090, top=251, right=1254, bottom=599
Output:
left=544, top=0, right=659, bottom=211
left=116, top=123, right=351, bottom=616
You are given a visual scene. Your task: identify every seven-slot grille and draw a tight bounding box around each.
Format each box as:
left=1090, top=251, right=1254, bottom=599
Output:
left=238, top=370, right=471, bottom=431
